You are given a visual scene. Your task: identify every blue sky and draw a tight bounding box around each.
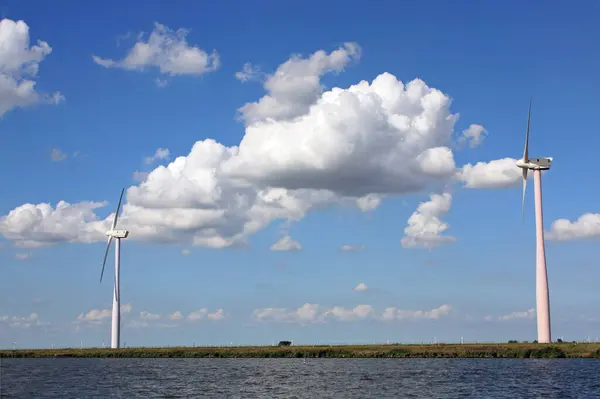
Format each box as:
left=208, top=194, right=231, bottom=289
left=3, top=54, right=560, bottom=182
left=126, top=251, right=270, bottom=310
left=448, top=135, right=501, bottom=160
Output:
left=1, top=0, right=600, bottom=349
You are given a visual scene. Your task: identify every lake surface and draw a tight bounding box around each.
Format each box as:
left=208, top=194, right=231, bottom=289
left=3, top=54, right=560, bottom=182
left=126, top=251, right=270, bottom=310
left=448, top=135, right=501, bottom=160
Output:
left=2, top=358, right=599, bottom=398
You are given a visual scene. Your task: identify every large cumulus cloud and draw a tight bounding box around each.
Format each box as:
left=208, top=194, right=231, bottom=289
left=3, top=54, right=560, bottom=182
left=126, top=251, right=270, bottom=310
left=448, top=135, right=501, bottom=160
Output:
left=1, top=41, right=518, bottom=249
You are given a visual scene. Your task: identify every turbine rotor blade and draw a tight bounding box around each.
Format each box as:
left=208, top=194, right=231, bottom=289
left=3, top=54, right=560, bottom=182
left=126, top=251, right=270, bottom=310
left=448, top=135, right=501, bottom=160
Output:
left=523, top=97, right=532, bottom=162
left=111, top=188, right=125, bottom=230
left=521, top=168, right=528, bottom=222
left=100, top=236, right=113, bottom=283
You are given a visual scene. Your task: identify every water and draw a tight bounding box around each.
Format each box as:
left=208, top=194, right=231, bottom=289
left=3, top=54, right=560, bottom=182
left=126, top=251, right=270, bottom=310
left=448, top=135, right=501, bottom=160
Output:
left=1, top=358, right=599, bottom=398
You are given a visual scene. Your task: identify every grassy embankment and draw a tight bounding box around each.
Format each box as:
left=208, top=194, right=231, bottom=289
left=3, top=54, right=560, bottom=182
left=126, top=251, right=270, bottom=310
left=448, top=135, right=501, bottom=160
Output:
left=2, top=343, right=600, bottom=359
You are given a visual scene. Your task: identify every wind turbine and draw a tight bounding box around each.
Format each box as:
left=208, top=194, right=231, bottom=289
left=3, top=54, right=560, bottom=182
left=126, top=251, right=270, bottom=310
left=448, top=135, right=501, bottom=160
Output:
left=100, top=188, right=129, bottom=349
left=516, top=99, right=553, bottom=343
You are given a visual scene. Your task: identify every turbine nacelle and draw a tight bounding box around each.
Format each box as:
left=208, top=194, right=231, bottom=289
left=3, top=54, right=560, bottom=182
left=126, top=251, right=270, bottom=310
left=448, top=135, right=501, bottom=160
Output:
left=100, top=188, right=127, bottom=283
left=516, top=157, right=553, bottom=171
left=106, top=229, right=129, bottom=239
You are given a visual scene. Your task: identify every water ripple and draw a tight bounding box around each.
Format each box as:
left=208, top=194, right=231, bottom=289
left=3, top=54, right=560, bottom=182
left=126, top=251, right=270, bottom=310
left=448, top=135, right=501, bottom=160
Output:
left=1, top=358, right=599, bottom=398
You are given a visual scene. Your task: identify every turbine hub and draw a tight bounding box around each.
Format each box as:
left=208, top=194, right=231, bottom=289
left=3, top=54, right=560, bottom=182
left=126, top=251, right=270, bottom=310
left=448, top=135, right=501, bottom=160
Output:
left=516, top=159, right=528, bottom=169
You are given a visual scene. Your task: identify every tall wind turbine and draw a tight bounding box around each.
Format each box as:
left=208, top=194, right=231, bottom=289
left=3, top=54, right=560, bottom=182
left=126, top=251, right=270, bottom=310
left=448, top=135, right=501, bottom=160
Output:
left=516, top=99, right=553, bottom=343
left=100, top=188, right=129, bottom=349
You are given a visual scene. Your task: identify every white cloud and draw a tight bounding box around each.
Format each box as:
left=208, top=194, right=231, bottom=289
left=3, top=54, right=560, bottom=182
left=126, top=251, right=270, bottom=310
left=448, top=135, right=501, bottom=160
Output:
left=144, top=148, right=170, bottom=164
left=380, top=304, right=452, bottom=321
left=546, top=213, right=600, bottom=241
left=456, top=158, right=528, bottom=189
left=207, top=309, right=225, bottom=320
left=252, top=303, right=321, bottom=324
left=50, top=148, right=68, bottom=162
left=0, top=201, right=109, bottom=248
left=0, top=312, right=48, bottom=328
left=14, top=252, right=31, bottom=260
left=76, top=305, right=223, bottom=328
left=235, top=62, right=262, bottom=82
left=2, top=45, right=472, bottom=250
left=139, top=311, right=161, bottom=321
left=75, top=303, right=133, bottom=324
left=168, top=311, right=183, bottom=320
left=93, top=22, right=219, bottom=80
left=181, top=248, right=191, bottom=256
left=0, top=19, right=63, bottom=119
left=484, top=308, right=535, bottom=322
left=341, top=244, right=366, bottom=251
left=252, top=303, right=452, bottom=323
left=353, top=282, right=369, bottom=291
left=93, top=22, right=219, bottom=78
left=155, top=77, right=168, bottom=88
left=401, top=193, right=455, bottom=249
left=187, top=308, right=224, bottom=322
left=321, top=305, right=374, bottom=321
left=356, top=194, right=381, bottom=211
left=459, top=124, right=488, bottom=148
left=237, top=42, right=361, bottom=124
left=270, top=235, right=302, bottom=251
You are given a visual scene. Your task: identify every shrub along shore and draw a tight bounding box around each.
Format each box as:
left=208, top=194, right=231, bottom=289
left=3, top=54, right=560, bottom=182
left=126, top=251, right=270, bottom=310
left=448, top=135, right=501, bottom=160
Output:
left=2, top=343, right=600, bottom=359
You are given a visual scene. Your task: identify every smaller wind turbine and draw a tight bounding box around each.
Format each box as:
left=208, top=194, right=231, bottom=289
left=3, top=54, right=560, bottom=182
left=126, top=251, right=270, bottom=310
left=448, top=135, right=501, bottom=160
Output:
left=100, top=188, right=129, bottom=349
left=515, top=98, right=553, bottom=344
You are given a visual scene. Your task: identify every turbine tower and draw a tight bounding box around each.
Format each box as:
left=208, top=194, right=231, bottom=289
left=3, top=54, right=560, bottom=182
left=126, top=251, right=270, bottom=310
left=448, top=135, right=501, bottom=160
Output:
left=100, top=188, right=129, bottom=349
left=516, top=99, right=553, bottom=343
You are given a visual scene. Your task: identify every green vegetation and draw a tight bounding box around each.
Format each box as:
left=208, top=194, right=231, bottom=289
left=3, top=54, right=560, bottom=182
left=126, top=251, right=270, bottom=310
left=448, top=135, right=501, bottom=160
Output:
left=2, top=343, right=600, bottom=359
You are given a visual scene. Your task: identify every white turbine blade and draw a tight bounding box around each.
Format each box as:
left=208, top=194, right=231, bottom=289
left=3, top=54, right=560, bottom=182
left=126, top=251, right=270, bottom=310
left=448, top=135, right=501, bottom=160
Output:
left=523, top=97, right=532, bottom=162
left=100, top=236, right=113, bottom=283
left=111, top=188, right=125, bottom=230
left=521, top=168, right=528, bottom=222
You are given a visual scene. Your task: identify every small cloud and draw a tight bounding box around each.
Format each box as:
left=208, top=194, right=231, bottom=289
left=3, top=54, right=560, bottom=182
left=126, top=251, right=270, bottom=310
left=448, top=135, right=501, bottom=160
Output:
left=356, top=194, right=381, bottom=211
left=270, top=235, right=302, bottom=251
left=168, top=311, right=183, bottom=320
left=459, top=124, right=488, bottom=148
left=76, top=303, right=133, bottom=323
left=181, top=249, right=191, bottom=256
left=187, top=308, right=207, bottom=321
left=139, top=311, right=161, bottom=321
left=49, top=148, right=68, bottom=162
left=49, top=92, right=66, bottom=105
left=92, top=22, right=220, bottom=78
left=144, top=148, right=170, bottom=164
left=485, top=308, right=536, bottom=322
left=155, top=77, right=169, bottom=88
left=401, top=193, right=455, bottom=249
left=341, top=245, right=366, bottom=251
left=207, top=309, right=225, bottom=320
left=546, top=213, right=600, bottom=241
left=235, top=62, right=263, bottom=82
left=15, top=253, right=31, bottom=260
left=2, top=312, right=48, bottom=328
left=187, top=308, right=225, bottom=321
left=353, top=283, right=369, bottom=292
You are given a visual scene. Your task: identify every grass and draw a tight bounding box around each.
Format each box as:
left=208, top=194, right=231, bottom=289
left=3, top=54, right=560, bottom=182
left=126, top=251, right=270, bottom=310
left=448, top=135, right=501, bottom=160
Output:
left=2, top=343, right=600, bottom=359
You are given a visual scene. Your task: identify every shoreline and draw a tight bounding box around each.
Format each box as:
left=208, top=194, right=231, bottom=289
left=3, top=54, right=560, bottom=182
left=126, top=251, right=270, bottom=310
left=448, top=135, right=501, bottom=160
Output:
left=2, top=343, right=600, bottom=359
